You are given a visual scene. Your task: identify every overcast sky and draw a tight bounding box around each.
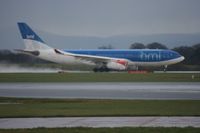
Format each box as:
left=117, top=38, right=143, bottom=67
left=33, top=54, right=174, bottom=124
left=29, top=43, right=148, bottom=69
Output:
left=1, top=0, right=200, bottom=37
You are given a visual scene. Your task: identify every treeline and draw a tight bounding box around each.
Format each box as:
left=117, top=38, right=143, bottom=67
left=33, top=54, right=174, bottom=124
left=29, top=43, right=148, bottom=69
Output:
left=129, top=42, right=168, bottom=49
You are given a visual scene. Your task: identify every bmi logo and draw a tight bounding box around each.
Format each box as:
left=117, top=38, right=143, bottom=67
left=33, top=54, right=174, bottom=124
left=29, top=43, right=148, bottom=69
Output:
left=26, top=35, right=34, bottom=39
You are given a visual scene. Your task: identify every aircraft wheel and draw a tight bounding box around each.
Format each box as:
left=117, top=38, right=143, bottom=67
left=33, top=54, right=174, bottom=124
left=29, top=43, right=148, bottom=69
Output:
left=164, top=65, right=168, bottom=72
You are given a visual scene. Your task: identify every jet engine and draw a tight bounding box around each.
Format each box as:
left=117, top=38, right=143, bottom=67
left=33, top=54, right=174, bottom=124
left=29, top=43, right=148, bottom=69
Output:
left=106, top=60, right=128, bottom=70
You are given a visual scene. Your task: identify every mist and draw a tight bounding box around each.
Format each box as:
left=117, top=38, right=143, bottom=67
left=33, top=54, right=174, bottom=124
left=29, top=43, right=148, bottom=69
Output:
left=0, top=63, right=61, bottom=73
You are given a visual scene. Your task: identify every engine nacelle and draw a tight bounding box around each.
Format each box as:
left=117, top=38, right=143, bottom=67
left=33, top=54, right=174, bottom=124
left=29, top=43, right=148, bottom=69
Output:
left=106, top=60, right=128, bottom=70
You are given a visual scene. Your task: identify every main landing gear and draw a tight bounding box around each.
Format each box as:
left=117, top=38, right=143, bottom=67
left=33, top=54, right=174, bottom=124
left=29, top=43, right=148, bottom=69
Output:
left=93, top=67, right=110, bottom=72
left=163, top=65, right=168, bottom=72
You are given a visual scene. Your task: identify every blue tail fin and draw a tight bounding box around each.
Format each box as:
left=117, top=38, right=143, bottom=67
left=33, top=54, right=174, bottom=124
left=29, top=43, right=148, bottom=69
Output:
left=17, top=22, right=45, bottom=43
left=17, top=23, right=51, bottom=51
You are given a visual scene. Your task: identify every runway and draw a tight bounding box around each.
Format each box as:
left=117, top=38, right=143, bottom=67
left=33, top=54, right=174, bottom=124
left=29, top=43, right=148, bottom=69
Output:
left=0, top=82, right=200, bottom=99
left=0, top=117, right=200, bottom=128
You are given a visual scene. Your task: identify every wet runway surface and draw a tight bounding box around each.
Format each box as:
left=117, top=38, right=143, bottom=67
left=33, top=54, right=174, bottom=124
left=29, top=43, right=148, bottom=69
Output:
left=0, top=82, right=200, bottom=99
left=0, top=117, right=200, bottom=128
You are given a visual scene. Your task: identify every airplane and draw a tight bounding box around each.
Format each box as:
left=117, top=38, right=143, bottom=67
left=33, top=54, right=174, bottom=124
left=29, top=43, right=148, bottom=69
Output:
left=17, top=22, right=185, bottom=72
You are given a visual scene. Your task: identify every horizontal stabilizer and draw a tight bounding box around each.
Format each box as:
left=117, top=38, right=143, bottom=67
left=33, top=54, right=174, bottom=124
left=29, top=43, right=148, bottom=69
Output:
left=15, top=49, right=40, bottom=56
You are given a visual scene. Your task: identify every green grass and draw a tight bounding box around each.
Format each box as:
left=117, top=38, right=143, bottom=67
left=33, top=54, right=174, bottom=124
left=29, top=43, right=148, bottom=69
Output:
left=0, top=98, right=200, bottom=117
left=0, top=127, right=200, bottom=133
left=0, top=73, right=199, bottom=82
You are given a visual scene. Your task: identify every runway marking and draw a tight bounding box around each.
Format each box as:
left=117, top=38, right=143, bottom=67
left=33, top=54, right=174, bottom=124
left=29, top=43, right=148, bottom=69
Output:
left=0, top=117, right=200, bottom=129
left=140, top=117, right=158, bottom=126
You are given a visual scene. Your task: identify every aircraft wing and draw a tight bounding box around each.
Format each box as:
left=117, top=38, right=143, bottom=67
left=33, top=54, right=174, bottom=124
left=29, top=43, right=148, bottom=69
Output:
left=54, top=49, right=122, bottom=64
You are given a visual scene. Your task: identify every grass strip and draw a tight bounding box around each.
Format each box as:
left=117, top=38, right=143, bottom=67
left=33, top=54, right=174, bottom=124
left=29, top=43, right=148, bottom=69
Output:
left=0, top=97, right=200, bottom=117
left=0, top=73, right=200, bottom=82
